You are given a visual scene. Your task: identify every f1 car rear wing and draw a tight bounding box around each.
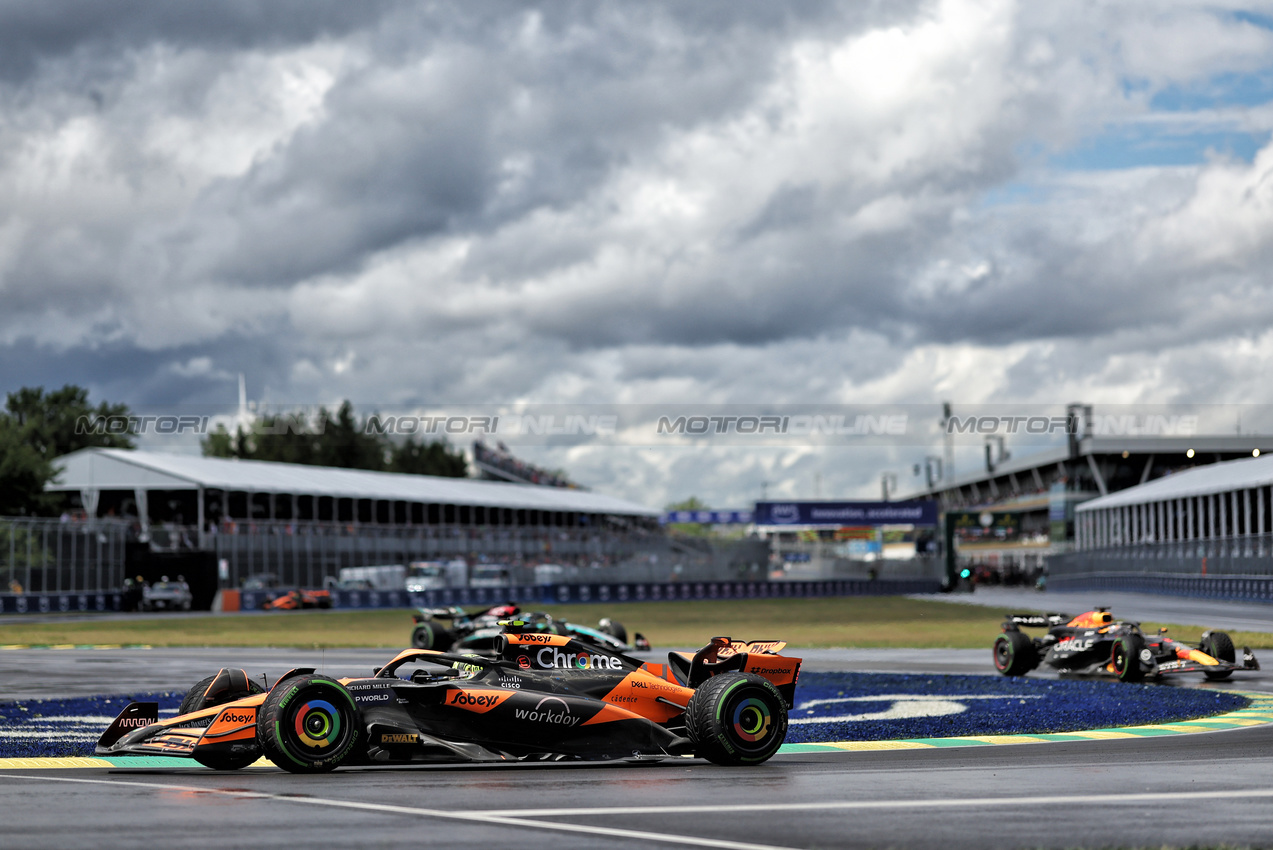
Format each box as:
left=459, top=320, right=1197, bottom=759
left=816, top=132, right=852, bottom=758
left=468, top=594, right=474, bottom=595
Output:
left=1003, top=613, right=1071, bottom=629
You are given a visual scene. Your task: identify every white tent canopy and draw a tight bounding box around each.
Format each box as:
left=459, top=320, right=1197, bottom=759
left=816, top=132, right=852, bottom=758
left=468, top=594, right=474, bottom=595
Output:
left=49, top=448, right=657, bottom=517
left=1074, top=453, right=1273, bottom=550
left=1076, top=454, right=1273, bottom=513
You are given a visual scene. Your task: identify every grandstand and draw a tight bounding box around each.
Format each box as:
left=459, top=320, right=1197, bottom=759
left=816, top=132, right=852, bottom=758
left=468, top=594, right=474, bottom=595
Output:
left=909, top=408, right=1270, bottom=575
left=46, top=448, right=659, bottom=588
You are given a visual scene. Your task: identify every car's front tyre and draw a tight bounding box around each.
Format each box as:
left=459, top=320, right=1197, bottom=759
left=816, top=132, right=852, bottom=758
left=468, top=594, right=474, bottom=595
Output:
left=1112, top=634, right=1146, bottom=682
left=1201, top=631, right=1236, bottom=680
left=257, top=675, right=362, bottom=773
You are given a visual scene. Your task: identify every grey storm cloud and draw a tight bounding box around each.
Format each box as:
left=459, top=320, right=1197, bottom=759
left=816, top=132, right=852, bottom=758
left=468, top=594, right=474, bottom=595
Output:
left=3, top=0, right=1273, bottom=505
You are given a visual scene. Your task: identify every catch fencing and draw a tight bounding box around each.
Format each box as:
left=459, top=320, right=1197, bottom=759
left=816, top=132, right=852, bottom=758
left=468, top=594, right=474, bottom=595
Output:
left=1048, top=533, right=1273, bottom=601
left=0, top=517, right=129, bottom=595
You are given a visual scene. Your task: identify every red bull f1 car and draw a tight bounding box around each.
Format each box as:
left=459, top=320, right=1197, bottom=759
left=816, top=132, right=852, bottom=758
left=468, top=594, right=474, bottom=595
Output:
left=993, top=608, right=1259, bottom=682
left=97, top=626, right=800, bottom=772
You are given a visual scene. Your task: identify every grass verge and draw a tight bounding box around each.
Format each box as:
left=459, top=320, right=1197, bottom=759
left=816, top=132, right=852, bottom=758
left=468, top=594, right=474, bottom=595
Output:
left=3, top=597, right=1271, bottom=650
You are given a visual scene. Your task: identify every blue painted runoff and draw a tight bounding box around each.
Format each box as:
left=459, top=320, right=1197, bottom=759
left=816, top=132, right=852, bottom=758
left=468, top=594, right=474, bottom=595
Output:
left=0, top=674, right=1251, bottom=758
left=785, top=673, right=1250, bottom=744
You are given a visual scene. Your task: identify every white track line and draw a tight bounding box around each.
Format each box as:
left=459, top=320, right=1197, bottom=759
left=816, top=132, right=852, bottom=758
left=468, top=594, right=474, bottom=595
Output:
left=489, top=787, right=1273, bottom=817
left=0, top=774, right=793, bottom=850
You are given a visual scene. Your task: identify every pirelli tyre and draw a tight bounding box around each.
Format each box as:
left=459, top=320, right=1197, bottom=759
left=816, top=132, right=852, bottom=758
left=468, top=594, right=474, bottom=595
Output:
left=686, top=672, right=788, bottom=766
left=992, top=631, right=1037, bottom=676
left=257, top=674, right=362, bottom=773
left=178, top=672, right=265, bottom=716
left=1112, top=634, right=1146, bottom=682
left=1201, top=631, right=1236, bottom=680
left=411, top=621, right=453, bottom=651
left=598, top=618, right=628, bottom=644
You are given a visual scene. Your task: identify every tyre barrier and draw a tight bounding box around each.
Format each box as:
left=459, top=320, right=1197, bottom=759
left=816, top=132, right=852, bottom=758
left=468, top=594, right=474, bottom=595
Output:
left=239, top=578, right=943, bottom=612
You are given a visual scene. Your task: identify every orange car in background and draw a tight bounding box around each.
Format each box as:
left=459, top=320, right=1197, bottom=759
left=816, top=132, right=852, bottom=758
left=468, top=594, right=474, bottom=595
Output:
left=261, top=589, right=333, bottom=610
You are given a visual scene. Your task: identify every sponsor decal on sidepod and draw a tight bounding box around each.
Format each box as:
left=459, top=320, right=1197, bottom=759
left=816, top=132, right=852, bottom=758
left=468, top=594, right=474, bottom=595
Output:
left=536, top=647, right=622, bottom=670
left=514, top=696, right=579, bottom=727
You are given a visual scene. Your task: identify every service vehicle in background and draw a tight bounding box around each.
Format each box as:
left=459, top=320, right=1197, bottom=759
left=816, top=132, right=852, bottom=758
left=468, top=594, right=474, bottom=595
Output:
left=139, top=577, right=193, bottom=612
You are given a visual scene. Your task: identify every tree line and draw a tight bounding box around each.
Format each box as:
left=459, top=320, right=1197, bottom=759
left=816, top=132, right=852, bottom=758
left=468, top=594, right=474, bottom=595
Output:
left=201, top=401, right=467, bottom=477
left=0, top=387, right=466, bottom=517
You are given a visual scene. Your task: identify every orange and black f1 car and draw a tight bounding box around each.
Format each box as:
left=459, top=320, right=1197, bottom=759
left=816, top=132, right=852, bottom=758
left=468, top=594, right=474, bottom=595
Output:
left=97, top=627, right=801, bottom=772
left=262, top=589, right=332, bottom=610
left=993, top=608, right=1259, bottom=681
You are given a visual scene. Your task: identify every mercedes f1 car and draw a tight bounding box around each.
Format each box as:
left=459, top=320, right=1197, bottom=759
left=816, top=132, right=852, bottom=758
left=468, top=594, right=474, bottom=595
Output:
left=993, top=608, right=1260, bottom=681
left=410, top=603, right=649, bottom=654
left=97, top=626, right=799, bottom=772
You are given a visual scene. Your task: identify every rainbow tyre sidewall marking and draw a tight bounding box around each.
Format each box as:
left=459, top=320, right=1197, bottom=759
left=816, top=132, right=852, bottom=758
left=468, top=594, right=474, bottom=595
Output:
left=270, top=678, right=360, bottom=769
left=716, top=679, right=785, bottom=760
left=733, top=697, right=772, bottom=743
left=293, top=699, right=341, bottom=749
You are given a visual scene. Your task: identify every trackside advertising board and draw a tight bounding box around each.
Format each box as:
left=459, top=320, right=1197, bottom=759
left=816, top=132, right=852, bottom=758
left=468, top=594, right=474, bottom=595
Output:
left=754, top=500, right=938, bottom=526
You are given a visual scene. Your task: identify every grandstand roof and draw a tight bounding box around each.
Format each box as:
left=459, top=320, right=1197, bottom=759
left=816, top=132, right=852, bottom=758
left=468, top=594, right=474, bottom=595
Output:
left=1076, top=453, right=1273, bottom=512
left=48, top=448, right=658, bottom=517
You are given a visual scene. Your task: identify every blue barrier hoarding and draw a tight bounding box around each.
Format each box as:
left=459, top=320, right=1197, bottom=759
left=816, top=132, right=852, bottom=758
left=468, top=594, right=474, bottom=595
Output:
left=0, top=593, right=123, bottom=615
left=754, top=500, right=938, bottom=526
left=661, top=509, right=754, bottom=525
left=238, top=579, right=940, bottom=611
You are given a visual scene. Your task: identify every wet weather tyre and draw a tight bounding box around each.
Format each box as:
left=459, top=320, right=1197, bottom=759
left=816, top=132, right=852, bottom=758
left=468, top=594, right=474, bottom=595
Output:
left=257, top=674, right=362, bottom=773
left=1202, top=631, right=1235, bottom=680
left=1112, top=634, right=1146, bottom=682
left=598, top=618, right=627, bottom=644
left=686, top=672, right=787, bottom=766
left=992, top=631, right=1037, bottom=676
left=178, top=673, right=265, bottom=716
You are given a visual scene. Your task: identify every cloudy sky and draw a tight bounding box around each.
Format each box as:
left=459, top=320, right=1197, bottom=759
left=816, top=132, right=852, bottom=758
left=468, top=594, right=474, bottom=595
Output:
left=4, top=0, right=1273, bottom=509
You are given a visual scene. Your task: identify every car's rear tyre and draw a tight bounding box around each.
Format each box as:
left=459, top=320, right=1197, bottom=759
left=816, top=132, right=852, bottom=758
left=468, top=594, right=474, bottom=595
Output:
left=411, top=622, right=453, bottom=651
left=686, top=672, right=788, bottom=766
left=1112, top=634, right=1146, bottom=682
left=411, top=622, right=436, bottom=649
left=1202, top=631, right=1236, bottom=680
left=178, top=672, right=265, bottom=716
left=992, top=631, right=1037, bottom=676
left=257, top=675, right=362, bottom=773
left=598, top=618, right=628, bottom=644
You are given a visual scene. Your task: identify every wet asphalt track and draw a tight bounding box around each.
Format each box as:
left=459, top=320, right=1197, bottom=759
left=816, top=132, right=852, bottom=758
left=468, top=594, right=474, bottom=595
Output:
left=3, top=591, right=1273, bottom=849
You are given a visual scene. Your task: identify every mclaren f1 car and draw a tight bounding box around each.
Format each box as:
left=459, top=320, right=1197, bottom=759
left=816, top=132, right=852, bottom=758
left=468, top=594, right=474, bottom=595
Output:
left=262, top=589, right=333, bottom=610
left=97, top=626, right=799, bottom=772
left=410, top=603, right=649, bottom=654
left=993, top=608, right=1259, bottom=681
